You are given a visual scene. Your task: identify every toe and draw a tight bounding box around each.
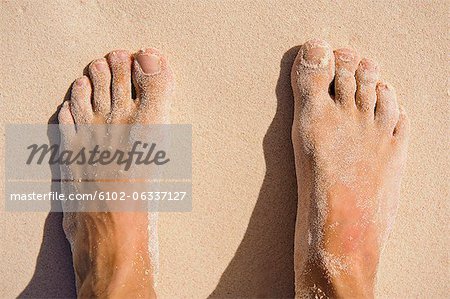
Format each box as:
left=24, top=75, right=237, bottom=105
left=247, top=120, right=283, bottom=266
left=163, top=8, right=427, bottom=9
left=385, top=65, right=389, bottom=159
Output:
left=355, top=58, right=379, bottom=116
left=58, top=101, right=75, bottom=124
left=89, top=58, right=111, bottom=118
left=333, top=48, right=360, bottom=108
left=58, top=101, right=76, bottom=139
left=70, top=76, right=94, bottom=124
left=393, top=106, right=410, bottom=142
left=375, top=82, right=399, bottom=133
left=132, top=48, right=174, bottom=123
left=107, top=50, right=134, bottom=121
left=291, top=39, right=335, bottom=104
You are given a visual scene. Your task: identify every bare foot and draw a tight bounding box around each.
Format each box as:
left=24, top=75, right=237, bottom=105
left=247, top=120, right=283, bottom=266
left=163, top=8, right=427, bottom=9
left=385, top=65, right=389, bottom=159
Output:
left=58, top=48, right=173, bottom=298
left=291, top=39, right=409, bottom=298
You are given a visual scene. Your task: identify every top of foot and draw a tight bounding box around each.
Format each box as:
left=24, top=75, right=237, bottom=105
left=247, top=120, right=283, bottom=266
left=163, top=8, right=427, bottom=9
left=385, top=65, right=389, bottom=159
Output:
left=57, top=48, right=174, bottom=298
left=291, top=39, right=409, bottom=298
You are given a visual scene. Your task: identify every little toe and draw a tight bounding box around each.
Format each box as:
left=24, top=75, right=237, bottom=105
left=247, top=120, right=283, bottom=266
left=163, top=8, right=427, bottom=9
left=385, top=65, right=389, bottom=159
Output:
left=132, top=48, right=174, bottom=123
left=107, top=50, right=135, bottom=121
left=88, top=58, right=111, bottom=118
left=355, top=58, right=379, bottom=116
left=291, top=39, right=335, bottom=105
left=393, top=106, right=410, bottom=143
left=58, top=101, right=76, bottom=139
left=375, top=82, right=399, bottom=134
left=70, top=76, right=94, bottom=124
left=333, top=48, right=360, bottom=108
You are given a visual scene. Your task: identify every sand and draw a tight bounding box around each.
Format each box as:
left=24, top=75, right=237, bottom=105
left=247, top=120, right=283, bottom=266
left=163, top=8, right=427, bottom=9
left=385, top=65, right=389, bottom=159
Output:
left=0, top=0, right=448, bottom=297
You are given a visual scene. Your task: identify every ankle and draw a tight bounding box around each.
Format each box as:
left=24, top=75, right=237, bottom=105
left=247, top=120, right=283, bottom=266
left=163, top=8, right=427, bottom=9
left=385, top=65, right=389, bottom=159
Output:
left=104, top=248, right=156, bottom=298
left=328, top=265, right=376, bottom=298
left=77, top=261, right=157, bottom=299
left=297, top=252, right=377, bottom=299
left=107, top=271, right=157, bottom=299
left=325, top=248, right=379, bottom=298
left=73, top=233, right=156, bottom=298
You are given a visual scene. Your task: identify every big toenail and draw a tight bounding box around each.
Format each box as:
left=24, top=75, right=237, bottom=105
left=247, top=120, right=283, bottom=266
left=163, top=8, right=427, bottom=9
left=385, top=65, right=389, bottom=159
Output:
left=137, top=53, right=161, bottom=75
left=301, top=41, right=331, bottom=68
left=94, top=60, right=106, bottom=72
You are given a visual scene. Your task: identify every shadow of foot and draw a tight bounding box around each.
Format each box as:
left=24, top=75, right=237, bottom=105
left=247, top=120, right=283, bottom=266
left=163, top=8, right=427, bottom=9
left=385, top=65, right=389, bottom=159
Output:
left=209, top=46, right=300, bottom=298
left=19, top=103, right=77, bottom=298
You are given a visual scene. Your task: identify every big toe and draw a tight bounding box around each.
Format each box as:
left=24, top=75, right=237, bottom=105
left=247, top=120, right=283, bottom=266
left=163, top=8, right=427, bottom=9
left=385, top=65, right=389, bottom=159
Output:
left=291, top=39, right=335, bottom=101
left=132, top=48, right=174, bottom=123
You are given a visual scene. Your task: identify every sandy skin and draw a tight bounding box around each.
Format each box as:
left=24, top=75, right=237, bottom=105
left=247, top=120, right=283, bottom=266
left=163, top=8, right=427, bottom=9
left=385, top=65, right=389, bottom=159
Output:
left=58, top=48, right=173, bottom=298
left=57, top=39, right=408, bottom=298
left=291, top=39, right=409, bottom=298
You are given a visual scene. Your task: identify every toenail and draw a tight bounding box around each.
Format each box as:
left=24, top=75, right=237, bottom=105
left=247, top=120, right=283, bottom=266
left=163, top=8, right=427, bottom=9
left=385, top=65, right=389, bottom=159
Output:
left=377, top=82, right=392, bottom=91
left=76, top=77, right=86, bottom=86
left=301, top=40, right=331, bottom=68
left=113, top=51, right=129, bottom=60
left=377, top=82, right=388, bottom=90
left=137, top=53, right=161, bottom=75
left=335, top=49, right=355, bottom=62
left=360, top=59, right=378, bottom=71
left=94, top=60, right=107, bottom=72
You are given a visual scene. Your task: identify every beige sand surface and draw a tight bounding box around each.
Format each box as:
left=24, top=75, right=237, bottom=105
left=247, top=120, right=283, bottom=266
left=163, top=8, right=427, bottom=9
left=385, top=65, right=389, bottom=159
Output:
left=0, top=1, right=448, bottom=298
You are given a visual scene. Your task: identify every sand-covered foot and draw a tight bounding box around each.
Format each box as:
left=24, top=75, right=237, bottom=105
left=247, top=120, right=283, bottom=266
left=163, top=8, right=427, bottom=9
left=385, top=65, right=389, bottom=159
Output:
left=58, top=48, right=173, bottom=298
left=291, top=39, right=409, bottom=298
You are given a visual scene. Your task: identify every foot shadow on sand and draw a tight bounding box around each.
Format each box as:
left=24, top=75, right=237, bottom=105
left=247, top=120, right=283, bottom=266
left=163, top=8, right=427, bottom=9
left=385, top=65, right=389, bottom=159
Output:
left=19, top=94, right=77, bottom=298
left=209, top=46, right=300, bottom=298
left=18, top=47, right=300, bottom=298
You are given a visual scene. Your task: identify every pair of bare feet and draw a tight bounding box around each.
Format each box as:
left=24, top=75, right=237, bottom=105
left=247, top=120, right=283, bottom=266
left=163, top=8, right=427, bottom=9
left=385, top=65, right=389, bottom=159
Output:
left=58, top=39, right=409, bottom=298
